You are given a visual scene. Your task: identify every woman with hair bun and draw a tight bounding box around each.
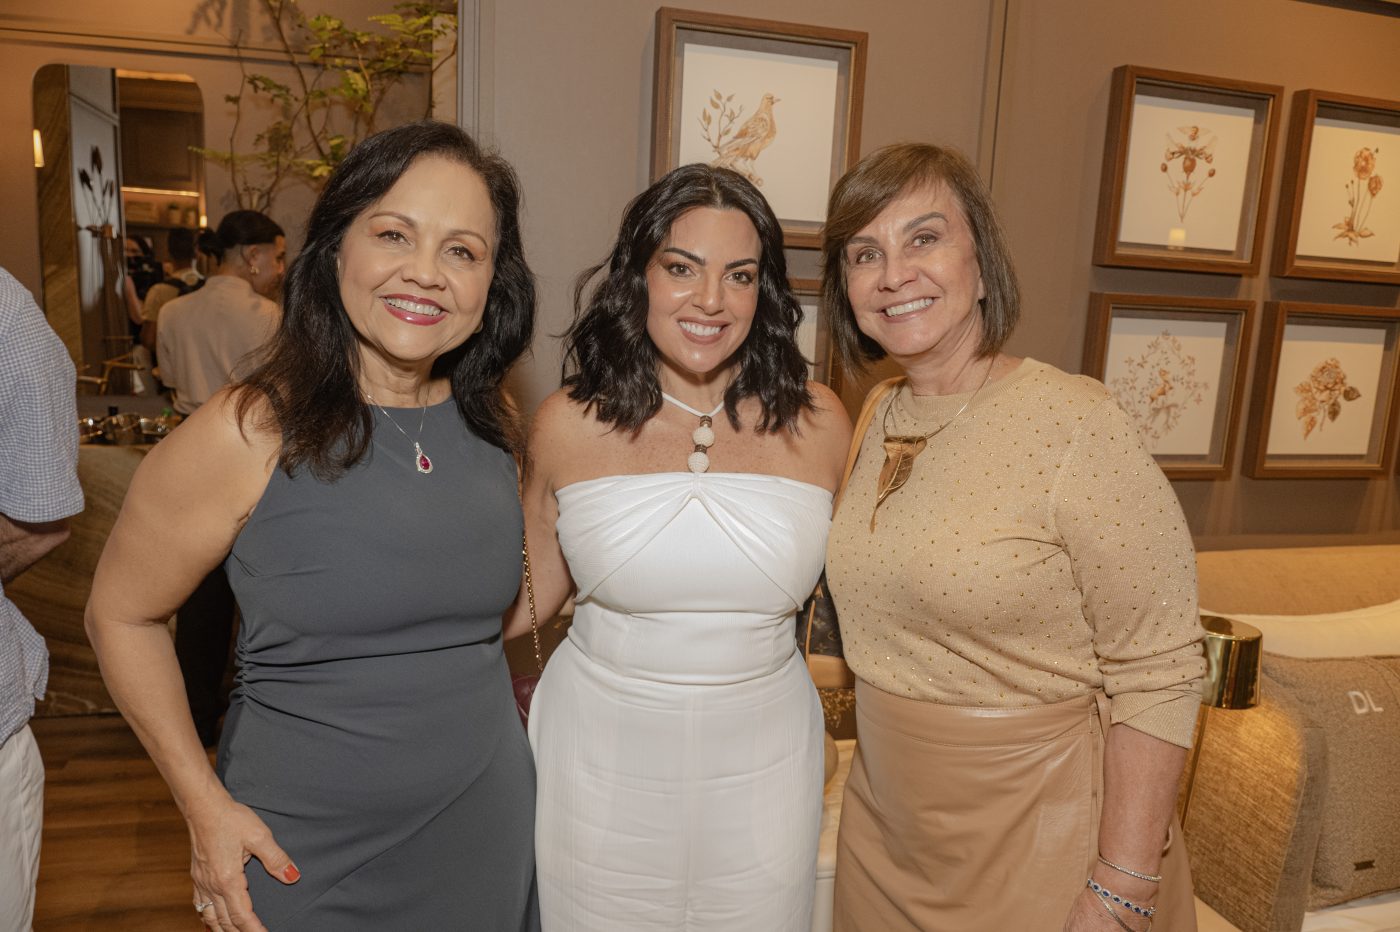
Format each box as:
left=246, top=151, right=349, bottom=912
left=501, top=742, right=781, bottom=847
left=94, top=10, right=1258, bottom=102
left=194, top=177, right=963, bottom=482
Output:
left=157, top=210, right=285, bottom=416
left=87, top=121, right=540, bottom=930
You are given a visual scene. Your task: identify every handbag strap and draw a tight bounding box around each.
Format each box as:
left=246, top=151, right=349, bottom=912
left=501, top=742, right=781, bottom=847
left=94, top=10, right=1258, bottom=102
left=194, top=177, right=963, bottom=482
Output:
left=521, top=531, right=542, bottom=673
left=516, top=458, right=544, bottom=674
left=806, top=377, right=903, bottom=657
left=833, top=376, right=903, bottom=514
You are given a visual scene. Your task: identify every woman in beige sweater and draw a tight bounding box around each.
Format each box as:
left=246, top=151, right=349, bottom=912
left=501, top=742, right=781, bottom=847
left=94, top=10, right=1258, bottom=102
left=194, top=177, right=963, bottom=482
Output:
left=820, top=143, right=1205, bottom=932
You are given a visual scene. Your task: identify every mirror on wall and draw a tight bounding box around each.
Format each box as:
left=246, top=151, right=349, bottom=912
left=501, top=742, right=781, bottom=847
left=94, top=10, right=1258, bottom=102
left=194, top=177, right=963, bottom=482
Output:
left=33, top=65, right=204, bottom=397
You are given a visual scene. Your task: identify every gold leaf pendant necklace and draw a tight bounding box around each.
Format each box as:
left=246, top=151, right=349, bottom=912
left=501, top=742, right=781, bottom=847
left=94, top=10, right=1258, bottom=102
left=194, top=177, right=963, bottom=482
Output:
left=872, top=357, right=995, bottom=531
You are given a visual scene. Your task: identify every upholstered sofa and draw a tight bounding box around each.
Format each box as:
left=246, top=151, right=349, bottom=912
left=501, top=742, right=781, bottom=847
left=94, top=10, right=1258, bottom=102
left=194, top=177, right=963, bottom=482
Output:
left=1188, top=544, right=1400, bottom=932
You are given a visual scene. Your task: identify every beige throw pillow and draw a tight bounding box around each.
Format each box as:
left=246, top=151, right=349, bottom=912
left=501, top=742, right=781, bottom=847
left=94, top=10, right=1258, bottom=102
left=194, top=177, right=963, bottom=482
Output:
left=1262, top=654, right=1400, bottom=908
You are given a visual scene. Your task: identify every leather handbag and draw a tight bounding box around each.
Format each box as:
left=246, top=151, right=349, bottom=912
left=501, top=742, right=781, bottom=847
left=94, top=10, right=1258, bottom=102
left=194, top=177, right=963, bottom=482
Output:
left=797, top=379, right=902, bottom=689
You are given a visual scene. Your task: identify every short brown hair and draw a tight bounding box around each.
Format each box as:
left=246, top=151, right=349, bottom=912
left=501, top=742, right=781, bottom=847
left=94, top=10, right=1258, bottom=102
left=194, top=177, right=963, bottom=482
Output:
left=820, top=143, right=1020, bottom=371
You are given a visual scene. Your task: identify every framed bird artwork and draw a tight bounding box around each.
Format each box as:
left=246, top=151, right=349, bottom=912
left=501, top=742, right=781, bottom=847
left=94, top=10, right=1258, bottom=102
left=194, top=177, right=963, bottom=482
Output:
left=651, top=7, right=867, bottom=248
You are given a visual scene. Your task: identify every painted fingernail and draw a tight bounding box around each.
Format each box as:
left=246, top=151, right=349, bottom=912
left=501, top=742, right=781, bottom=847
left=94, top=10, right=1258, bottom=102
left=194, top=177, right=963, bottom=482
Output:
left=283, top=864, right=301, bottom=882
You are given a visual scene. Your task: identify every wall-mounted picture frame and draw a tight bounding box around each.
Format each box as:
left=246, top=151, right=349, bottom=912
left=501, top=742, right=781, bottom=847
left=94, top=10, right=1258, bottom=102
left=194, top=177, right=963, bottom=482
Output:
left=791, top=277, right=840, bottom=391
left=1093, top=66, right=1282, bottom=275
left=1083, top=293, right=1255, bottom=479
left=1273, top=90, right=1400, bottom=284
left=1243, top=302, right=1400, bottom=478
left=651, top=8, right=867, bottom=248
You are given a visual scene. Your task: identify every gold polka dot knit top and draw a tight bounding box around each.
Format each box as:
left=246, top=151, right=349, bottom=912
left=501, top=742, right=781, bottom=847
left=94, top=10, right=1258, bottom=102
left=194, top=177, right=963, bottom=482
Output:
left=826, top=358, right=1206, bottom=748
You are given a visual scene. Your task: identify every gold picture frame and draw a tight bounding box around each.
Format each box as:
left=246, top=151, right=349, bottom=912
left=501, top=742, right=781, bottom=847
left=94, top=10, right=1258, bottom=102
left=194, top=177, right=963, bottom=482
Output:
left=1093, top=66, right=1282, bottom=275
left=1243, top=302, right=1400, bottom=478
left=1273, top=90, right=1400, bottom=284
left=790, top=277, right=840, bottom=392
left=651, top=8, right=867, bottom=248
left=1083, top=293, right=1254, bottom=479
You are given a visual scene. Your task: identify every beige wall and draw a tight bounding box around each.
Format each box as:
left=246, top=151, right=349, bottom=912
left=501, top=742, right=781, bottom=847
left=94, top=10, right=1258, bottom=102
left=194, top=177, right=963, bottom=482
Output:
left=986, top=0, right=1400, bottom=547
left=481, top=0, right=997, bottom=411
left=3, top=0, right=1397, bottom=547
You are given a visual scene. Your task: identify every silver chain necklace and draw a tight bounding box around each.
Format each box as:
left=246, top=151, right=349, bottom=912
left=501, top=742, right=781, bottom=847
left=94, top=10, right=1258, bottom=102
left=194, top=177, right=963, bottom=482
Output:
left=366, top=394, right=433, bottom=475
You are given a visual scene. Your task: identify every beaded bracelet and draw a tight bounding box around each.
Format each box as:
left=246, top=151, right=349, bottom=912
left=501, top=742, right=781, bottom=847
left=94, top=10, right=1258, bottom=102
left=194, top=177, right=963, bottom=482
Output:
left=1088, top=878, right=1156, bottom=918
left=1098, top=855, right=1162, bottom=884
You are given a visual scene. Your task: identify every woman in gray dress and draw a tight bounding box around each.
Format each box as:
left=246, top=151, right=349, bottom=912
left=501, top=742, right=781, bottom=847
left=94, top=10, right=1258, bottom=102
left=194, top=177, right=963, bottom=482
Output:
left=86, top=121, right=540, bottom=931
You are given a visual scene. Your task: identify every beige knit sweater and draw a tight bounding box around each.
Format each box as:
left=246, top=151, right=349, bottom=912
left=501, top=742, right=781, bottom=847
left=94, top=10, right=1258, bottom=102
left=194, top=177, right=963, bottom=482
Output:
left=827, top=358, right=1205, bottom=748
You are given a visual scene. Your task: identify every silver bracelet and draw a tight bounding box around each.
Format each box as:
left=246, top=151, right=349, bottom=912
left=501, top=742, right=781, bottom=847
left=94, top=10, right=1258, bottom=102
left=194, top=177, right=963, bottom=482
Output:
left=1088, top=879, right=1156, bottom=918
left=1098, top=855, right=1162, bottom=884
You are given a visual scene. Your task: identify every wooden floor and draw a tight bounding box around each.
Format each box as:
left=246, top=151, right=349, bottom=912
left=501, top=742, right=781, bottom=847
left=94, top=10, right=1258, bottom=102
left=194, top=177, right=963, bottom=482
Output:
left=31, top=715, right=195, bottom=931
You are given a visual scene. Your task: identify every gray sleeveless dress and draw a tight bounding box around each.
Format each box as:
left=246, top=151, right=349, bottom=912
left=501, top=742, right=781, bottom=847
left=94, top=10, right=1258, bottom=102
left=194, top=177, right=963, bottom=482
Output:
left=218, top=400, right=539, bottom=930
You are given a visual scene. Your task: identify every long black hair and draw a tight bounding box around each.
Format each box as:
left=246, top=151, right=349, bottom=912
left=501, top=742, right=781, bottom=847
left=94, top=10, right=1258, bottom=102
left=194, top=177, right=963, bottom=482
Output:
left=563, top=164, right=811, bottom=433
left=235, top=120, right=536, bottom=479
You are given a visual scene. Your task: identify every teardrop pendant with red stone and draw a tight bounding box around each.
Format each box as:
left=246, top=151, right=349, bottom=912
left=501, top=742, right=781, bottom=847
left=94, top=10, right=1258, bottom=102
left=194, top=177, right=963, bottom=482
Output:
left=414, top=442, right=433, bottom=474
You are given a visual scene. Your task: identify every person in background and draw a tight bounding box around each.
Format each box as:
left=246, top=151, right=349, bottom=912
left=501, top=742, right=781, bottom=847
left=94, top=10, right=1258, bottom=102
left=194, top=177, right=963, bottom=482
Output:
left=123, top=235, right=161, bottom=335
left=820, top=143, right=1205, bottom=932
left=140, top=227, right=206, bottom=354
left=0, top=266, right=84, bottom=931
left=156, top=210, right=284, bottom=747
left=157, top=212, right=284, bottom=416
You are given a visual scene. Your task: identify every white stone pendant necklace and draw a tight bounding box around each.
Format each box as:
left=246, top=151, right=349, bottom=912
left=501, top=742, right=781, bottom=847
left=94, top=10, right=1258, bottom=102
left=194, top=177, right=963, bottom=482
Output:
left=660, top=392, right=724, bottom=473
left=367, top=394, right=433, bottom=475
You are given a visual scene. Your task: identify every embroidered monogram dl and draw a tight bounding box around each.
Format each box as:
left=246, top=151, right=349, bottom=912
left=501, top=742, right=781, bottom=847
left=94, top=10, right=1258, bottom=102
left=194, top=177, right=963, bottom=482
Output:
left=1348, top=689, right=1386, bottom=714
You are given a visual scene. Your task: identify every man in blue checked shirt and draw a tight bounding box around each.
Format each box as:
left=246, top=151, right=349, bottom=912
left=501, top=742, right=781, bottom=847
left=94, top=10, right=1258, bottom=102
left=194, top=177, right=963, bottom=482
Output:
left=0, top=267, right=84, bottom=930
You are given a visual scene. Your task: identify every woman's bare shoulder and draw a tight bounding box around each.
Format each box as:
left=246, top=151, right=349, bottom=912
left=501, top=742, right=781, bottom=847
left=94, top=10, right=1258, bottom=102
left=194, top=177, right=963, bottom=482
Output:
left=802, top=381, right=854, bottom=447
left=126, top=387, right=280, bottom=525
left=529, top=388, right=608, bottom=443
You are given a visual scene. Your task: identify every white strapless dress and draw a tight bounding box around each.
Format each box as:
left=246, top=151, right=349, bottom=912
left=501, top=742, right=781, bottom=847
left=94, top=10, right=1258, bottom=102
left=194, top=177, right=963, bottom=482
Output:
left=529, top=472, right=831, bottom=931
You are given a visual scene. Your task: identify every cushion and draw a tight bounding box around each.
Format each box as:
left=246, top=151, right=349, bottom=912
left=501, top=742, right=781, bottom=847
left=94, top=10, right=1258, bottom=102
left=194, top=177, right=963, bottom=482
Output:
left=1200, top=598, right=1400, bottom=658
left=1196, top=545, right=1400, bottom=616
left=1183, top=676, right=1328, bottom=932
left=1263, top=654, right=1400, bottom=908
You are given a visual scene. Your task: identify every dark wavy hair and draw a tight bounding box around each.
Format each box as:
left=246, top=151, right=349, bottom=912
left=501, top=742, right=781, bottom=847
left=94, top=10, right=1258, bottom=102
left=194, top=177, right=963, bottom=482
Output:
left=820, top=143, right=1020, bottom=371
left=563, top=164, right=811, bottom=433
left=235, top=120, right=536, bottom=479
left=196, top=210, right=283, bottom=264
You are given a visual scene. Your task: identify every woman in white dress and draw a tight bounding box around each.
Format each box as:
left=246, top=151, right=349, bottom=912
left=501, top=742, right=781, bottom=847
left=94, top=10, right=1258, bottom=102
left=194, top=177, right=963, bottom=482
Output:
left=513, top=164, right=851, bottom=930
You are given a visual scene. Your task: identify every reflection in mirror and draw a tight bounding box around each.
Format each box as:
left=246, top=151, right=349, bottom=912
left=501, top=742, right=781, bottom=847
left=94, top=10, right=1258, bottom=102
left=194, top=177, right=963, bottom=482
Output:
left=32, top=65, right=204, bottom=398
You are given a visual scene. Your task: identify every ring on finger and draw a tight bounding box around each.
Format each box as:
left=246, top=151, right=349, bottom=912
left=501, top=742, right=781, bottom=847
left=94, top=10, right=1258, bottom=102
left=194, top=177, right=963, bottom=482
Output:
left=194, top=899, right=215, bottom=912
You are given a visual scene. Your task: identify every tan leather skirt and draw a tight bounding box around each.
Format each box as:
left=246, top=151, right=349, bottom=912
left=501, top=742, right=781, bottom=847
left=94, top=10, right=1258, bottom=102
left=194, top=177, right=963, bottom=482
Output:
left=833, top=680, right=1195, bottom=932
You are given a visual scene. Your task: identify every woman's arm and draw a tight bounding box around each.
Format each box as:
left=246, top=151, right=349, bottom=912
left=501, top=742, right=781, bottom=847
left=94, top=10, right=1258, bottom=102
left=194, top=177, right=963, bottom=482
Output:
left=1053, top=395, right=1204, bottom=931
left=803, top=381, right=855, bottom=494
left=1064, top=725, right=1186, bottom=931
left=123, top=274, right=143, bottom=327
left=503, top=391, right=578, bottom=641
left=85, top=389, right=298, bottom=931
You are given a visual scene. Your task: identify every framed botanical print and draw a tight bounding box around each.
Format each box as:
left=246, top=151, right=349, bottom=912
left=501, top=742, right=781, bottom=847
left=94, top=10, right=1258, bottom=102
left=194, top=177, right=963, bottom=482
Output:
left=651, top=8, right=867, bottom=248
left=1093, top=66, right=1283, bottom=275
left=1273, top=90, right=1400, bottom=284
left=1243, top=302, right=1400, bottom=478
left=1083, top=293, right=1254, bottom=479
left=790, top=277, right=839, bottom=391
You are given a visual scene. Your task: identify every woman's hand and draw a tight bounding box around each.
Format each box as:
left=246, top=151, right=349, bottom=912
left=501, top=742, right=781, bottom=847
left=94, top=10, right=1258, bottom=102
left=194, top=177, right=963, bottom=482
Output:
left=188, top=794, right=300, bottom=931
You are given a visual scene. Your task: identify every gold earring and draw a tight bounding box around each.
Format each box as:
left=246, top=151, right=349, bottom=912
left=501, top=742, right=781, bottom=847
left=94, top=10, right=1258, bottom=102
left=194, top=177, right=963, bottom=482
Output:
left=249, top=266, right=259, bottom=277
